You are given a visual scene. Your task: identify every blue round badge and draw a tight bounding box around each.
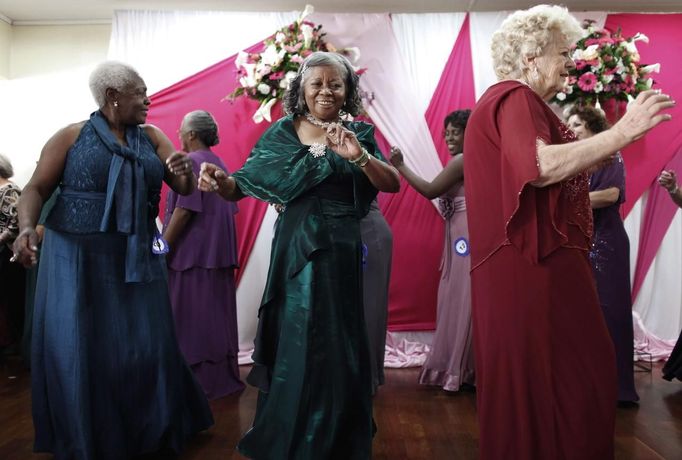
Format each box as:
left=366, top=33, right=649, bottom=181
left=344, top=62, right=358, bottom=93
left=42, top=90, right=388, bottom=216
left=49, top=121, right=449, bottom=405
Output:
left=453, top=237, right=470, bottom=257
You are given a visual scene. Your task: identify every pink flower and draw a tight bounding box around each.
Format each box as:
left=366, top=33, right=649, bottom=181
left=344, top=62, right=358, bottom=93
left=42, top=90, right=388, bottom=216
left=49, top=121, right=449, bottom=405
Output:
left=285, top=43, right=303, bottom=53
left=568, top=76, right=578, bottom=85
left=599, top=37, right=615, bottom=45
left=578, top=72, right=598, bottom=91
left=575, top=60, right=588, bottom=70
left=603, top=66, right=618, bottom=75
left=301, top=49, right=312, bottom=57
left=355, top=68, right=368, bottom=76
left=290, top=54, right=304, bottom=64
left=269, top=71, right=285, bottom=80
left=585, top=38, right=600, bottom=47
left=584, top=59, right=600, bottom=67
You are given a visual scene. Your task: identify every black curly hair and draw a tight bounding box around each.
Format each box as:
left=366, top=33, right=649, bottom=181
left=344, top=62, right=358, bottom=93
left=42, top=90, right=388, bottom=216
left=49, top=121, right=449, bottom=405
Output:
left=283, top=51, right=363, bottom=117
left=443, top=109, right=471, bottom=131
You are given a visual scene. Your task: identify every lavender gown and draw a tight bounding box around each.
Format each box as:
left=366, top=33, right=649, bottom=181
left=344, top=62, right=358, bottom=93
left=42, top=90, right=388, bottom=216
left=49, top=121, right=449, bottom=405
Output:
left=589, top=154, right=638, bottom=402
left=164, top=150, right=244, bottom=400
left=418, top=181, right=475, bottom=391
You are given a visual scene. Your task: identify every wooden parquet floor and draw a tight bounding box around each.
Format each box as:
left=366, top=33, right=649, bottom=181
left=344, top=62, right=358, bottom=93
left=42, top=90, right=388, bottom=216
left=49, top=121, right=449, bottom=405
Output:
left=1, top=356, right=680, bottom=459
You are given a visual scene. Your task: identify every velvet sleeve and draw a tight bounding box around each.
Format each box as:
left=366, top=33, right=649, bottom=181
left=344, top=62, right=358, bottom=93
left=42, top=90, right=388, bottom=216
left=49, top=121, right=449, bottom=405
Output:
left=498, top=88, right=568, bottom=264
left=589, top=153, right=625, bottom=205
left=232, top=117, right=334, bottom=204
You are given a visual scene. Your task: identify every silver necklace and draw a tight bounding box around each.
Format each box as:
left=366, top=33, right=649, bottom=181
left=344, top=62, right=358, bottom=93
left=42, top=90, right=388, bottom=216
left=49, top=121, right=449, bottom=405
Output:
left=304, top=112, right=341, bottom=129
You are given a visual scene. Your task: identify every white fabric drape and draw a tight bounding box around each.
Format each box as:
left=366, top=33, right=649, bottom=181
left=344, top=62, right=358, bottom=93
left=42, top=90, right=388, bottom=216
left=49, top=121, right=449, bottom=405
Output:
left=108, top=10, right=298, bottom=93
left=626, top=194, right=682, bottom=340
left=390, top=13, right=466, bottom=115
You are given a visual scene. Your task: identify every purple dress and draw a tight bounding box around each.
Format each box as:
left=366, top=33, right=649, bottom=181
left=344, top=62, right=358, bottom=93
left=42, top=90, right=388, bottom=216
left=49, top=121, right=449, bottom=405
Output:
left=418, top=179, right=475, bottom=391
left=163, top=150, right=244, bottom=400
left=589, top=154, right=638, bottom=402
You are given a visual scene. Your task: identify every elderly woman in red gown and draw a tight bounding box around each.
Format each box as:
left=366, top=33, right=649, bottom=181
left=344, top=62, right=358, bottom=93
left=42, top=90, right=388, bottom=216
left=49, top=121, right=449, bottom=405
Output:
left=464, top=5, right=674, bottom=459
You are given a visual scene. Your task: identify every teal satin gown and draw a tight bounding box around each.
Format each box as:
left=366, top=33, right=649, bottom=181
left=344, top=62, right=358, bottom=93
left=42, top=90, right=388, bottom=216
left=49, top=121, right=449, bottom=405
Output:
left=234, top=115, right=383, bottom=459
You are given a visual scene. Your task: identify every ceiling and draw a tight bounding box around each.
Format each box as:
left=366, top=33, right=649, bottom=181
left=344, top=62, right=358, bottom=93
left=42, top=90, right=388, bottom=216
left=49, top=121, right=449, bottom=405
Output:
left=0, top=0, right=680, bottom=24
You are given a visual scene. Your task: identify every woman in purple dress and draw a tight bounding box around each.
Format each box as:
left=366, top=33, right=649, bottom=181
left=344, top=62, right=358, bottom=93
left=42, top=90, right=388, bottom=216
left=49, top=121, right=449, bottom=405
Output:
left=567, top=105, right=639, bottom=402
left=163, top=110, right=244, bottom=399
left=389, top=110, right=475, bottom=392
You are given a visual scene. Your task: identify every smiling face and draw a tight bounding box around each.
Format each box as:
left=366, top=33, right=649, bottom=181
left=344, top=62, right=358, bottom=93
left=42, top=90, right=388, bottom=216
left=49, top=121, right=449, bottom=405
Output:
left=444, top=122, right=464, bottom=155
left=302, top=65, right=347, bottom=121
left=532, top=30, right=575, bottom=100
left=114, top=76, right=150, bottom=125
left=567, top=114, right=593, bottom=140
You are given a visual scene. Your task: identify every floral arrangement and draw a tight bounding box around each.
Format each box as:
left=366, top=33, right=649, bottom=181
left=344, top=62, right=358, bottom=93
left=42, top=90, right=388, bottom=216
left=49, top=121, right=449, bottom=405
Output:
left=553, top=20, right=660, bottom=108
left=228, top=5, right=362, bottom=123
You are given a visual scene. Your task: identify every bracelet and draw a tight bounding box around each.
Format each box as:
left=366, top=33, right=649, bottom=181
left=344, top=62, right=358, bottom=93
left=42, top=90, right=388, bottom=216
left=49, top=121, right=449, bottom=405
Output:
left=349, top=148, right=371, bottom=168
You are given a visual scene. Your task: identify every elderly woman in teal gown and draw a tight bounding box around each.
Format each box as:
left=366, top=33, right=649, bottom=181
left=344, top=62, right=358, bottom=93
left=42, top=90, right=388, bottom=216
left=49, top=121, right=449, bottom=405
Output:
left=199, top=51, right=400, bottom=459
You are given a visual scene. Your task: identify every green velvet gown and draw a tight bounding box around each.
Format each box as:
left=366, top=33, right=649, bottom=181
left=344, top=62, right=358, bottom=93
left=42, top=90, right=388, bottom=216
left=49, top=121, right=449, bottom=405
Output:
left=234, top=115, right=383, bottom=460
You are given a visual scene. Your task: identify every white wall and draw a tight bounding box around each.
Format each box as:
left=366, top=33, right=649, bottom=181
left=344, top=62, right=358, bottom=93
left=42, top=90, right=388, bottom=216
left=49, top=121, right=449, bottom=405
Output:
left=0, top=20, right=10, bottom=79
left=0, top=23, right=110, bottom=186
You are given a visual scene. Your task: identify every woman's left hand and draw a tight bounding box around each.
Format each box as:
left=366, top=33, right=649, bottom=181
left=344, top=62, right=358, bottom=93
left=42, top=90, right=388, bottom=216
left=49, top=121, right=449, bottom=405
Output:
left=165, top=152, right=194, bottom=176
left=326, top=123, right=363, bottom=161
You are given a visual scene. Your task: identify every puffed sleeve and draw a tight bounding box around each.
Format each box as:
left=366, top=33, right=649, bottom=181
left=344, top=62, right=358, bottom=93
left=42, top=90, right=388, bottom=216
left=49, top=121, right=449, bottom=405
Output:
left=497, top=87, right=569, bottom=263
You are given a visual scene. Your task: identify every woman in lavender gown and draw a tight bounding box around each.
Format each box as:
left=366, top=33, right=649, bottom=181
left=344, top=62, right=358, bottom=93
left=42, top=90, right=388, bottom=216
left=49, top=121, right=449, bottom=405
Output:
left=567, top=105, right=639, bottom=402
left=163, top=110, right=244, bottom=399
left=389, top=110, right=475, bottom=391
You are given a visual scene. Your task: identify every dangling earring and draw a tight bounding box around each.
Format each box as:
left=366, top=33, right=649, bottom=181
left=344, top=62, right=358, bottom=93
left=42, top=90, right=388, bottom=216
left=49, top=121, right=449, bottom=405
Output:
left=531, top=67, right=539, bottom=80
left=113, top=101, right=119, bottom=107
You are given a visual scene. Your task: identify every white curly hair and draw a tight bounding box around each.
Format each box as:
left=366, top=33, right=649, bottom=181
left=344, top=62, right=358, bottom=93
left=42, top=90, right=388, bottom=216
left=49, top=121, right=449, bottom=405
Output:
left=491, top=4, right=584, bottom=80
left=88, top=61, right=143, bottom=108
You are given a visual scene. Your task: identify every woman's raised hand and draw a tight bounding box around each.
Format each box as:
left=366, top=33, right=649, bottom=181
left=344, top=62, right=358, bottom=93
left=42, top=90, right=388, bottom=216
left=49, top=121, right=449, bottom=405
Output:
left=325, top=123, right=363, bottom=160
left=198, top=162, right=228, bottom=192
left=165, top=151, right=194, bottom=176
left=658, top=169, right=678, bottom=193
left=389, top=146, right=405, bottom=168
left=614, top=90, right=675, bottom=143
left=11, top=227, right=40, bottom=267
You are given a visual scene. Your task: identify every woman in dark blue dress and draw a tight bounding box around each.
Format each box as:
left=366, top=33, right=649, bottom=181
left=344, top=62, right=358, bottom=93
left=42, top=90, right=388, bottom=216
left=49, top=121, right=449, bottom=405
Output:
left=12, top=61, right=213, bottom=459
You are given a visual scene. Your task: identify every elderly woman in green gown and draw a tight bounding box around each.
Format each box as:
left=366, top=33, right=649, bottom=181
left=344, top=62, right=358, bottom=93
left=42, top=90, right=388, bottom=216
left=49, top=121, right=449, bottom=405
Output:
left=199, top=51, right=399, bottom=459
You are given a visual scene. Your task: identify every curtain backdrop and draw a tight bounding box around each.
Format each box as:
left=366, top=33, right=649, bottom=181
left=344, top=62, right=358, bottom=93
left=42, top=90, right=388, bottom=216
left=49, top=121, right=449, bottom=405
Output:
left=105, top=9, right=682, bottom=355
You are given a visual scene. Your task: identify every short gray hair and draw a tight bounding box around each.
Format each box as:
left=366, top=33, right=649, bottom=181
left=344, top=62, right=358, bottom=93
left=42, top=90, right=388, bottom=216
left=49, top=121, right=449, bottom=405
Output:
left=283, top=51, right=362, bottom=117
left=89, top=60, right=143, bottom=108
left=183, top=110, right=220, bottom=147
left=0, top=153, right=14, bottom=179
left=491, top=4, right=583, bottom=80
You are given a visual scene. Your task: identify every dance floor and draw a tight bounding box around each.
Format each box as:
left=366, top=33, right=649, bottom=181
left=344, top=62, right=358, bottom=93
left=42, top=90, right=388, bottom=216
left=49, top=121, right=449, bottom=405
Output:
left=1, top=356, right=680, bottom=459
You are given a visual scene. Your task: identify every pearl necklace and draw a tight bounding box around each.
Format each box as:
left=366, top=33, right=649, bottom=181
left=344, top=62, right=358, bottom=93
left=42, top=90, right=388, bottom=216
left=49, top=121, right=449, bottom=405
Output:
left=304, top=112, right=341, bottom=129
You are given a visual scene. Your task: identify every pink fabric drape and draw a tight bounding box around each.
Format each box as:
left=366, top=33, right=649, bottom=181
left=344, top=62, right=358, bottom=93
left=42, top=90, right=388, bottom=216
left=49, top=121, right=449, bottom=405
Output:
left=147, top=42, right=272, bottom=283
left=603, top=14, right=682, bottom=300
left=424, top=14, right=476, bottom=166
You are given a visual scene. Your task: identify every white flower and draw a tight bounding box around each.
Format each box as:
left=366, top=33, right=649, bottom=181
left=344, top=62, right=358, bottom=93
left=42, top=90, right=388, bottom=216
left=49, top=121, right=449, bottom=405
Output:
left=601, top=74, right=614, bottom=83
left=641, top=63, right=661, bottom=74
left=623, top=40, right=639, bottom=54
left=344, top=47, right=361, bottom=64
left=633, top=33, right=649, bottom=43
left=591, top=66, right=600, bottom=73
left=615, top=59, right=626, bottom=75
left=594, top=82, right=604, bottom=93
left=275, top=32, right=286, bottom=43
left=279, top=79, right=289, bottom=89
left=235, top=50, right=249, bottom=69
left=645, top=77, right=654, bottom=89
left=285, top=70, right=298, bottom=81
left=253, top=98, right=278, bottom=123
left=257, top=83, right=271, bottom=95
left=261, top=44, right=283, bottom=67
left=556, top=92, right=567, bottom=101
left=299, top=4, right=314, bottom=22
left=572, top=48, right=584, bottom=61
left=239, top=63, right=257, bottom=87
left=581, top=44, right=600, bottom=61
left=565, top=84, right=573, bottom=95
left=301, top=24, right=314, bottom=47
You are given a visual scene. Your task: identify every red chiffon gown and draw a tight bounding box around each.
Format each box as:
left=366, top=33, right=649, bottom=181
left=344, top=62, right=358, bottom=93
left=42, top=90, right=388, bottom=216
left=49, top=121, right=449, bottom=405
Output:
left=464, top=81, right=617, bottom=460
